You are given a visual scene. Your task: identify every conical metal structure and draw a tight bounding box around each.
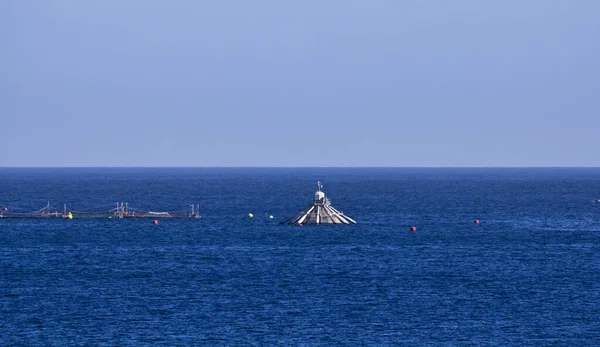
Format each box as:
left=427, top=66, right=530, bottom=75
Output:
left=281, top=182, right=357, bottom=225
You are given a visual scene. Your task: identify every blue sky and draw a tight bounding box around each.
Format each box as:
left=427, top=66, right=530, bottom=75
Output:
left=1, top=1, right=599, bottom=167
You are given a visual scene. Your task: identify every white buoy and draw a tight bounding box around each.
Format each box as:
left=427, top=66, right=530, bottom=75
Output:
left=248, top=213, right=253, bottom=218
left=269, top=215, right=274, bottom=219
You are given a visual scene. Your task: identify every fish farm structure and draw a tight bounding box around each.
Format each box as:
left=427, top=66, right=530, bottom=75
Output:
left=0, top=202, right=200, bottom=219
left=281, top=182, right=356, bottom=225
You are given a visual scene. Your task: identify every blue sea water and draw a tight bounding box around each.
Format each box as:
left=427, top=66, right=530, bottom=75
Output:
left=1, top=168, right=600, bottom=345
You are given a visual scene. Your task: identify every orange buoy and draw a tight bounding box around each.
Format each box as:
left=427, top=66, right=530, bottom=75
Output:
left=152, top=220, right=158, bottom=225
left=474, top=219, right=480, bottom=224
left=410, top=226, right=416, bottom=232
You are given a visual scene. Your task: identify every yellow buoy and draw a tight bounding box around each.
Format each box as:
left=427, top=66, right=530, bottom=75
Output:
left=67, top=212, right=73, bottom=219
left=248, top=213, right=253, bottom=218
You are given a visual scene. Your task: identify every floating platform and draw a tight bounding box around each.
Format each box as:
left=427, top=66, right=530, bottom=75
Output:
left=281, top=182, right=356, bottom=225
left=0, top=202, right=200, bottom=219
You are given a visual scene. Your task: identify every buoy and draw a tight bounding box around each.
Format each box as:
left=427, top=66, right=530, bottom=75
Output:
left=269, top=215, right=273, bottom=219
left=152, top=220, right=158, bottom=225
left=67, top=212, right=73, bottom=220
left=474, top=219, right=480, bottom=224
left=298, top=223, right=303, bottom=227
left=248, top=213, right=253, bottom=218
left=2, top=207, right=7, bottom=211
left=410, top=226, right=416, bottom=232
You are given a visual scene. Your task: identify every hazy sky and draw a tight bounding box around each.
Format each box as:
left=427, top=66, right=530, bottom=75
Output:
left=2, top=1, right=599, bottom=167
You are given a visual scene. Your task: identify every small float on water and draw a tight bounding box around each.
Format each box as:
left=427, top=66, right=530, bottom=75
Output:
left=281, top=182, right=356, bottom=225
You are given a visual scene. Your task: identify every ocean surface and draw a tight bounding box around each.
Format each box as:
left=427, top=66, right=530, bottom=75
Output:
left=1, top=168, right=600, bottom=345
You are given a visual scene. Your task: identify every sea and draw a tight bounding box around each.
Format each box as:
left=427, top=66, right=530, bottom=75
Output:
left=1, top=168, right=599, bottom=346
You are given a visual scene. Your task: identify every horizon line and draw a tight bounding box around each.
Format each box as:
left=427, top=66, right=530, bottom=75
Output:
left=1, top=166, right=600, bottom=169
